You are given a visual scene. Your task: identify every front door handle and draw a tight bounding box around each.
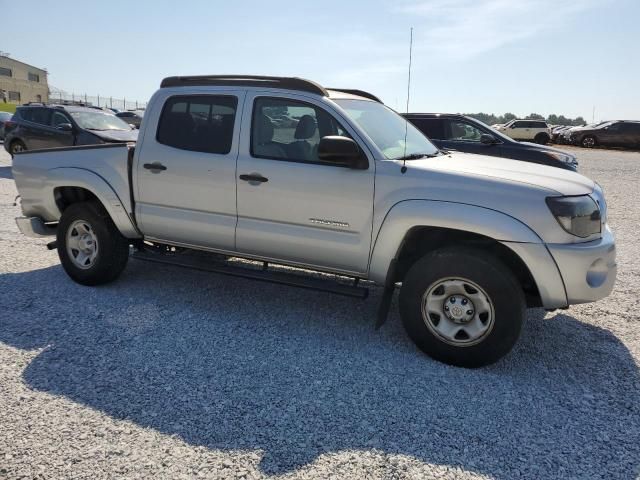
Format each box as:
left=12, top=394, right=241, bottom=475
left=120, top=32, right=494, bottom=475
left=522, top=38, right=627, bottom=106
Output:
left=239, top=173, right=268, bottom=183
left=143, top=162, right=167, bottom=172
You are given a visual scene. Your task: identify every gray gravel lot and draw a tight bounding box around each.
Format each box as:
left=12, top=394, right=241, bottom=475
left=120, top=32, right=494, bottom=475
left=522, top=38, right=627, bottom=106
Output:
left=0, top=145, right=638, bottom=479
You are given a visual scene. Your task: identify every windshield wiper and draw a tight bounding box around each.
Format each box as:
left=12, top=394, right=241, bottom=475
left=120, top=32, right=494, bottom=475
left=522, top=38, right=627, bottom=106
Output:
left=395, top=152, right=439, bottom=160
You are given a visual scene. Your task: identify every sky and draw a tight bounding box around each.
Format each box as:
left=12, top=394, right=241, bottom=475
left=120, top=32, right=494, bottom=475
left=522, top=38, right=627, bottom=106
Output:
left=2, top=0, right=639, bottom=121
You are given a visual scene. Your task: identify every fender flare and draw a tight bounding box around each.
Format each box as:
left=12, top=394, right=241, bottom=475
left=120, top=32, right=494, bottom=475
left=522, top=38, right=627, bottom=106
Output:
left=368, top=199, right=542, bottom=284
left=46, top=167, right=141, bottom=238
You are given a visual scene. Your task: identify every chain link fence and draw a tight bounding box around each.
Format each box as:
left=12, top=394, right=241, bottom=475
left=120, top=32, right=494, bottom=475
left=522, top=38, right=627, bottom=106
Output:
left=49, top=89, right=147, bottom=111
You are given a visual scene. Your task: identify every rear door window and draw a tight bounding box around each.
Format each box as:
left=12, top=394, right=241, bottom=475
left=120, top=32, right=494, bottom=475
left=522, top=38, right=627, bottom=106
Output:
left=408, top=118, right=445, bottom=139
left=157, top=95, right=238, bottom=154
left=20, top=108, right=51, bottom=125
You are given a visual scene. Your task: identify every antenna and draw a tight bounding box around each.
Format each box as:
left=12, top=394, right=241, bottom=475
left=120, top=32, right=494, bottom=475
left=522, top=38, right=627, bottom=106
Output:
left=401, top=27, right=414, bottom=174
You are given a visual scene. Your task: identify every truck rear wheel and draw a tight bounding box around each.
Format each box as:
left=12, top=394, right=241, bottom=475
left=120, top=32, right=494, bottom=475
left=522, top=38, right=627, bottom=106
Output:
left=399, top=247, right=525, bottom=368
left=57, top=201, right=129, bottom=285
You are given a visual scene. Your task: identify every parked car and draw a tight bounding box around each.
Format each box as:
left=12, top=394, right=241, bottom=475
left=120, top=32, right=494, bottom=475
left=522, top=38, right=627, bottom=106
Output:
left=495, top=119, right=551, bottom=144
left=551, top=125, right=571, bottom=143
left=116, top=110, right=144, bottom=128
left=3, top=104, right=138, bottom=155
left=404, top=113, right=577, bottom=171
left=566, top=120, right=640, bottom=149
left=0, top=111, right=12, bottom=140
left=12, top=75, right=615, bottom=368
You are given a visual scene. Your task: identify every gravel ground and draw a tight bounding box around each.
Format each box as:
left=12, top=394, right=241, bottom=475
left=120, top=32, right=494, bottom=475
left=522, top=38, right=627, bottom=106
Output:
left=0, top=145, right=638, bottom=480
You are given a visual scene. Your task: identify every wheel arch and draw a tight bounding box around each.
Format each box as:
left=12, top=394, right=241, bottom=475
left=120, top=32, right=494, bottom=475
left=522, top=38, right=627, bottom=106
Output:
left=368, top=200, right=546, bottom=307
left=394, top=226, right=542, bottom=307
left=48, top=168, right=140, bottom=239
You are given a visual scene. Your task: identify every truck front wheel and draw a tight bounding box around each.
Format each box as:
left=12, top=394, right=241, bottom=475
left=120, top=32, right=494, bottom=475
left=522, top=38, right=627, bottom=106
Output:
left=57, top=201, right=130, bottom=285
left=399, top=247, right=525, bottom=368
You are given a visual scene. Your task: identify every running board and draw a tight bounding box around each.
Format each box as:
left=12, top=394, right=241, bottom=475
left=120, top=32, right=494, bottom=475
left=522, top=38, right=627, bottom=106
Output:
left=132, top=250, right=369, bottom=299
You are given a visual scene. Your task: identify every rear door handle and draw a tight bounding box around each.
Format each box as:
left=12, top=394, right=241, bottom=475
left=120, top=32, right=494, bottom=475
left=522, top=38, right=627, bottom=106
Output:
left=143, top=162, right=167, bottom=171
left=239, top=173, right=268, bottom=183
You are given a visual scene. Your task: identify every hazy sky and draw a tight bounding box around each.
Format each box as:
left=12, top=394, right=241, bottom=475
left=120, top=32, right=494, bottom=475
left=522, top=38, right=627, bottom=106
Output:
left=3, top=0, right=638, bottom=121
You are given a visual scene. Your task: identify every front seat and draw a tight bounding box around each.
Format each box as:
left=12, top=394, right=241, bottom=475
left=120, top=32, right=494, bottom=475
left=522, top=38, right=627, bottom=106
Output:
left=253, top=115, right=287, bottom=158
left=287, top=115, right=317, bottom=161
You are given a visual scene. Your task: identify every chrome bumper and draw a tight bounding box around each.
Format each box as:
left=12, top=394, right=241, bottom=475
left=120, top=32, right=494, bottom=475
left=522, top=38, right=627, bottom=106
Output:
left=15, top=216, right=57, bottom=238
left=547, top=225, right=617, bottom=305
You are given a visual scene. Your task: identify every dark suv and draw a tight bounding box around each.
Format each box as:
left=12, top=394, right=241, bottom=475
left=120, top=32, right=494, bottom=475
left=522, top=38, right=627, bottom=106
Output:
left=404, top=113, right=578, bottom=171
left=567, top=120, right=640, bottom=149
left=3, top=104, right=138, bottom=156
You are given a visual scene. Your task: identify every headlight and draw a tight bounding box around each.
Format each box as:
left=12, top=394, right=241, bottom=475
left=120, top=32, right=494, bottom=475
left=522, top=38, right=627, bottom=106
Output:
left=546, top=195, right=601, bottom=237
left=544, top=151, right=576, bottom=164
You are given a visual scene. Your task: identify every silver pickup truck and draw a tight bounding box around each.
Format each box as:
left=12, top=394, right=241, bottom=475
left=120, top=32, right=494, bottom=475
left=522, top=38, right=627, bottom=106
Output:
left=12, top=75, right=616, bottom=367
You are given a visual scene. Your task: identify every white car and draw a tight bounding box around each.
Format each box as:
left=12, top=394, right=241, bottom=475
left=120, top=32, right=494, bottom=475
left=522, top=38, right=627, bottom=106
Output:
left=496, top=119, right=551, bottom=144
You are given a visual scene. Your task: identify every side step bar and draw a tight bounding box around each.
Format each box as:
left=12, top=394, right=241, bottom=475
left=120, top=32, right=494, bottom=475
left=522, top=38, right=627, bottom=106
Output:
left=132, top=250, right=369, bottom=299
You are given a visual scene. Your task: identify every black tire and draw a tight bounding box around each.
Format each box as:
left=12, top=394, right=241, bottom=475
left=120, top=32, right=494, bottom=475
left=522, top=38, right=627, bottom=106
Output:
left=57, top=201, right=130, bottom=286
left=399, top=247, right=525, bottom=368
left=9, top=139, right=26, bottom=156
left=534, top=133, right=549, bottom=145
left=581, top=135, right=597, bottom=148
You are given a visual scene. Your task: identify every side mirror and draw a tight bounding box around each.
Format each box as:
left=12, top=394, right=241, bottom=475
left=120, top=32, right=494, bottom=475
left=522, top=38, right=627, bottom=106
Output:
left=480, top=133, right=498, bottom=145
left=318, top=136, right=368, bottom=169
left=510, top=124, right=517, bottom=129
left=57, top=123, right=73, bottom=132
left=129, top=124, right=136, bottom=129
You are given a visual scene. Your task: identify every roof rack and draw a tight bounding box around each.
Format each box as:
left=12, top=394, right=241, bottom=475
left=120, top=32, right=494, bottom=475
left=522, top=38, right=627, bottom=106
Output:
left=160, top=75, right=328, bottom=96
left=327, top=88, right=382, bottom=103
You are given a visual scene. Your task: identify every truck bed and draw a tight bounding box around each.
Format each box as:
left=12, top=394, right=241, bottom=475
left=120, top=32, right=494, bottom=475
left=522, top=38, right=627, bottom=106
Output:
left=12, top=142, right=136, bottom=225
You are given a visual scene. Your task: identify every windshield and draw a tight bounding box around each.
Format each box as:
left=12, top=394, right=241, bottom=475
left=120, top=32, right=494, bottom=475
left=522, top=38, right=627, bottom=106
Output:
left=69, top=111, right=131, bottom=131
left=334, top=99, right=439, bottom=159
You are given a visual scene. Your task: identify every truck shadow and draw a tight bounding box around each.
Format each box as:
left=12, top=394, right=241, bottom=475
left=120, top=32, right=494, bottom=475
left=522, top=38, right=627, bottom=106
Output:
left=0, top=260, right=638, bottom=478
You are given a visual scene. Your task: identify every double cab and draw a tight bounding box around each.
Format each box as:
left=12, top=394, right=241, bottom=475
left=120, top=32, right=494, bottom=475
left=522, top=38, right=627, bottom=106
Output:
left=12, top=75, right=617, bottom=367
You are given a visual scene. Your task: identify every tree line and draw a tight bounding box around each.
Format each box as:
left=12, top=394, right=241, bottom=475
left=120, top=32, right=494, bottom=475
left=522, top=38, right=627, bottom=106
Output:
left=465, top=112, right=587, bottom=126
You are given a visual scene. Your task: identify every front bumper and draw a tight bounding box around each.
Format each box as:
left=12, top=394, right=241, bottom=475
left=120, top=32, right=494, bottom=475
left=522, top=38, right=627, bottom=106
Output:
left=16, top=216, right=57, bottom=238
left=547, top=225, right=617, bottom=305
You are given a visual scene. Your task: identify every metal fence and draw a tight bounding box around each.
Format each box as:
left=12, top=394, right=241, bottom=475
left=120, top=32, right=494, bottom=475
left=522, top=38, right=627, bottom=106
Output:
left=48, top=90, right=147, bottom=111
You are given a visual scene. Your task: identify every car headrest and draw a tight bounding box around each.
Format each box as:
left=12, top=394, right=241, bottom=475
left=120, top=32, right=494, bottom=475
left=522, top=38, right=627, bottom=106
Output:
left=255, top=114, right=275, bottom=144
left=294, top=115, right=317, bottom=140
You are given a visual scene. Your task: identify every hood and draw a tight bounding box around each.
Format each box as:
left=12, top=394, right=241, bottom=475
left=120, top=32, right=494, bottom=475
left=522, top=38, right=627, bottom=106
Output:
left=566, top=125, right=593, bottom=133
left=407, top=152, right=594, bottom=196
left=519, top=142, right=577, bottom=158
left=92, top=129, right=138, bottom=143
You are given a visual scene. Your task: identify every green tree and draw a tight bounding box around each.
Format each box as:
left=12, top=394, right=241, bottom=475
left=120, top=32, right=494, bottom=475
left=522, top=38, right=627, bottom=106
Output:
left=466, top=112, right=498, bottom=125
